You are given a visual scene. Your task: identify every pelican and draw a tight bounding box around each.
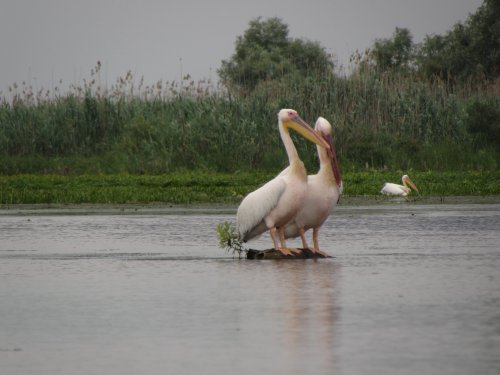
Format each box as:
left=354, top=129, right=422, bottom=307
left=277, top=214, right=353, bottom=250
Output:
left=284, top=117, right=342, bottom=255
left=236, top=109, right=330, bottom=256
left=380, top=174, right=419, bottom=196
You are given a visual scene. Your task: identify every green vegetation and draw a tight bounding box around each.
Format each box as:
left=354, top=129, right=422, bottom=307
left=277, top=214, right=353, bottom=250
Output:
left=0, top=172, right=261, bottom=205
left=0, top=1, right=498, bottom=206
left=216, top=221, right=246, bottom=257
left=367, top=0, right=499, bottom=81
left=343, top=170, right=500, bottom=196
left=218, top=17, right=335, bottom=93
left=1, top=171, right=498, bottom=206
left=1, top=60, right=498, bottom=174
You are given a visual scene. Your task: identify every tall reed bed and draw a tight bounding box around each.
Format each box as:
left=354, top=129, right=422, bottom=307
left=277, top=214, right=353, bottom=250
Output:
left=0, top=64, right=498, bottom=174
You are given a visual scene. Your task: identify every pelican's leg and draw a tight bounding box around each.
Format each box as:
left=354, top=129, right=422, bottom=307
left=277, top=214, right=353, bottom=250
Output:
left=269, top=228, right=280, bottom=250
left=299, top=228, right=309, bottom=249
left=277, top=226, right=299, bottom=256
left=312, top=228, right=319, bottom=250
left=311, top=228, right=330, bottom=257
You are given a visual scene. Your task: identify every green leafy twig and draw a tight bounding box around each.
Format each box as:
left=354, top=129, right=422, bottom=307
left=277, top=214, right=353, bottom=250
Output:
left=216, top=221, right=247, bottom=258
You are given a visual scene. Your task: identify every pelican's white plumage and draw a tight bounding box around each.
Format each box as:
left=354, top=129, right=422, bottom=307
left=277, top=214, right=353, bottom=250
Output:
left=236, top=176, right=286, bottom=242
left=284, top=117, right=343, bottom=254
left=380, top=175, right=419, bottom=196
left=236, top=109, right=330, bottom=255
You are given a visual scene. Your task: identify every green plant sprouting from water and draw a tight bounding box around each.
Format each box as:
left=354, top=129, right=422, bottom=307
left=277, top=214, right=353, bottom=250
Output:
left=216, top=221, right=247, bottom=257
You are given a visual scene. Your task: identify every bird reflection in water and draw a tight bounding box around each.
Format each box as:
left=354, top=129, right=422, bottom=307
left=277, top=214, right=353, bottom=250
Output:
left=272, top=260, right=341, bottom=374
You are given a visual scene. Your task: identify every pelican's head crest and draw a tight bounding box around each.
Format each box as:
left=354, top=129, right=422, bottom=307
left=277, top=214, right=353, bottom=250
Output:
left=315, top=117, right=332, bottom=137
left=278, top=108, right=299, bottom=122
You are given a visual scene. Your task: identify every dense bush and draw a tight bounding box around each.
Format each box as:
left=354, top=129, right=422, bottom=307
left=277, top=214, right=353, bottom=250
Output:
left=464, top=98, right=500, bottom=148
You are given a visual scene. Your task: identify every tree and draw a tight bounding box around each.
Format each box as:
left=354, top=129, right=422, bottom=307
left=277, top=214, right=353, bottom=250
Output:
left=369, top=27, right=414, bottom=71
left=415, top=34, right=448, bottom=78
left=416, top=0, right=500, bottom=80
left=218, top=17, right=334, bottom=92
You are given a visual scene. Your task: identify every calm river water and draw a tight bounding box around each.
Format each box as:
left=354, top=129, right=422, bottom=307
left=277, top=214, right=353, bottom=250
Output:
left=1, top=202, right=500, bottom=375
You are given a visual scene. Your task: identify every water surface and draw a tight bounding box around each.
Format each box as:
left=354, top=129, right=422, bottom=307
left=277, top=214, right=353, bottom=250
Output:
left=1, top=203, right=499, bottom=375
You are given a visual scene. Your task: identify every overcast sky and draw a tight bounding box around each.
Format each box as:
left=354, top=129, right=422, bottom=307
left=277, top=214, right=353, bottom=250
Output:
left=0, top=0, right=483, bottom=96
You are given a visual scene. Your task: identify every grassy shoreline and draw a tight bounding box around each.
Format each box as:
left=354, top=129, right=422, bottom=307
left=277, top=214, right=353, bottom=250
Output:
left=1, top=171, right=499, bottom=206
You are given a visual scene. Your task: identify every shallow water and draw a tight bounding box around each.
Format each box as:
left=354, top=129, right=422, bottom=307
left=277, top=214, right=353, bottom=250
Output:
left=1, top=203, right=500, bottom=375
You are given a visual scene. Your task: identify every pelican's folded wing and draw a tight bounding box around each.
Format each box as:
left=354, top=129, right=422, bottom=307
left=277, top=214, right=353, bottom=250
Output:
left=236, top=176, right=287, bottom=241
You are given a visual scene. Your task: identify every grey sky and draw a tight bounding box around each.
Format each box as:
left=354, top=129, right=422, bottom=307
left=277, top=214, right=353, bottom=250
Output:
left=0, top=0, right=483, bottom=96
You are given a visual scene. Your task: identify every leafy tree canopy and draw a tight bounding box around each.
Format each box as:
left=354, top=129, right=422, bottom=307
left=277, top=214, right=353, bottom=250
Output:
left=218, top=17, right=334, bottom=92
left=370, top=27, right=414, bottom=70
left=363, top=0, right=499, bottom=81
left=416, top=0, right=499, bottom=80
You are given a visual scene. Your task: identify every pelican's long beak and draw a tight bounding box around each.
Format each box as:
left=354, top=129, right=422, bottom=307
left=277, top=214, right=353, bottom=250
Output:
left=404, top=175, right=419, bottom=193
left=324, top=133, right=342, bottom=189
left=285, top=115, right=330, bottom=149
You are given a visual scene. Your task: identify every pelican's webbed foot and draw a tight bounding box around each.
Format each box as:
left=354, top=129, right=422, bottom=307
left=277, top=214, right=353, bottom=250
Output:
left=278, top=247, right=301, bottom=256
left=309, top=247, right=330, bottom=257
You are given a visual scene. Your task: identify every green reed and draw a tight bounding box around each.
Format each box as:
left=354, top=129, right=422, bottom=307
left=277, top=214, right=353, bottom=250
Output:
left=0, top=64, right=498, bottom=175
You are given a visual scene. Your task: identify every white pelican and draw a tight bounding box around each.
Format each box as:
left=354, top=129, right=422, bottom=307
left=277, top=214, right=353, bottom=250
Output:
left=284, top=117, right=342, bottom=255
left=380, top=174, right=419, bottom=196
left=236, top=109, right=330, bottom=256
